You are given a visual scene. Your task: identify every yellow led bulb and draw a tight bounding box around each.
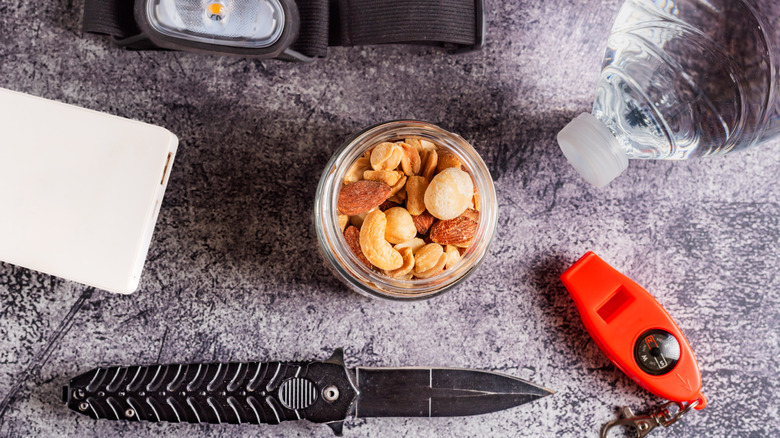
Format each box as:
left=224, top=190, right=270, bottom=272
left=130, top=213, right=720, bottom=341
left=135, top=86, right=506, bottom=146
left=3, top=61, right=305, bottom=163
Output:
left=206, top=2, right=226, bottom=21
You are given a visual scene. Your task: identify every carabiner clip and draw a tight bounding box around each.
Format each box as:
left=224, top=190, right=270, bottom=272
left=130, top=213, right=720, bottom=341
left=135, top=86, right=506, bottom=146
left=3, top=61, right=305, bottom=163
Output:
left=600, top=400, right=700, bottom=438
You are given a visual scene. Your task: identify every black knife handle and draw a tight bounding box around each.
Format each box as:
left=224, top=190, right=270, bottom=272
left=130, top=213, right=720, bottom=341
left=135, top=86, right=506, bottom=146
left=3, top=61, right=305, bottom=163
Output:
left=63, top=349, right=357, bottom=429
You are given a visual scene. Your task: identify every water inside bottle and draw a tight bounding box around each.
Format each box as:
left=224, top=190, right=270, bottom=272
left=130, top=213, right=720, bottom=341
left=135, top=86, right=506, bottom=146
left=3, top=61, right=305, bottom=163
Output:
left=595, top=0, right=779, bottom=160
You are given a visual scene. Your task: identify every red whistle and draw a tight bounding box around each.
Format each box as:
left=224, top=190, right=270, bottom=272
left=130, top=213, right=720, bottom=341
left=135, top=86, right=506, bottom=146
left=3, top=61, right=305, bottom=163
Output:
left=561, top=252, right=707, bottom=409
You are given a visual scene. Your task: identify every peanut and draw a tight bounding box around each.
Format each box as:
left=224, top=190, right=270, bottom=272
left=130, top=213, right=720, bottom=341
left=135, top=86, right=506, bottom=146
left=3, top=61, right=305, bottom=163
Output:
left=399, top=142, right=422, bottom=176
left=404, top=138, right=422, bottom=151
left=350, top=210, right=370, bottom=228
left=338, top=214, right=349, bottom=232
left=359, top=210, right=403, bottom=271
left=421, top=149, right=438, bottom=181
left=424, top=167, right=474, bottom=220
left=420, top=139, right=437, bottom=151
left=387, top=175, right=407, bottom=198
left=364, top=169, right=403, bottom=186
left=385, top=247, right=415, bottom=278
left=405, top=176, right=428, bottom=216
left=414, top=243, right=444, bottom=273
left=444, top=245, right=461, bottom=269
left=453, top=240, right=472, bottom=249
left=394, top=237, right=426, bottom=254
left=388, top=190, right=407, bottom=204
left=384, top=207, right=417, bottom=244
left=436, top=150, right=462, bottom=173
left=370, top=142, right=404, bottom=171
left=415, top=253, right=447, bottom=279
left=344, top=156, right=371, bottom=185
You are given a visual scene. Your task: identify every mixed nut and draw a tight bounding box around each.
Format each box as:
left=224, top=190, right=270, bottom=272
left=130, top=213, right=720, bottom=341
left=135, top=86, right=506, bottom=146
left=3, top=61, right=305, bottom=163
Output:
left=337, top=139, right=480, bottom=280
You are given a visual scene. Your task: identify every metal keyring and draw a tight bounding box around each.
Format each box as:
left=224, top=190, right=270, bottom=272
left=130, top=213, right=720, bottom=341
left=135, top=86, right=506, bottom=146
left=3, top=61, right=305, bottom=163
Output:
left=600, top=399, right=701, bottom=438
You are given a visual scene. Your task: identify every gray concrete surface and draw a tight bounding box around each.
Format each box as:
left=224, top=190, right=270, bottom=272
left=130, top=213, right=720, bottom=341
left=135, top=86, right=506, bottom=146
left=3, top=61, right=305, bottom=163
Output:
left=1, top=0, right=778, bottom=436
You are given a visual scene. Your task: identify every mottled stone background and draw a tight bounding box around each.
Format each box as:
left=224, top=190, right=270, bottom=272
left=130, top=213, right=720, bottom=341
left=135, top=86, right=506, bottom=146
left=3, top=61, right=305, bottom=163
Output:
left=0, top=0, right=778, bottom=436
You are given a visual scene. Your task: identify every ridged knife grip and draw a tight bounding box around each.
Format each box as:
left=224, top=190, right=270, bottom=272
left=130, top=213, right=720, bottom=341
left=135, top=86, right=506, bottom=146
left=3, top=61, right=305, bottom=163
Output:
left=63, top=358, right=357, bottom=426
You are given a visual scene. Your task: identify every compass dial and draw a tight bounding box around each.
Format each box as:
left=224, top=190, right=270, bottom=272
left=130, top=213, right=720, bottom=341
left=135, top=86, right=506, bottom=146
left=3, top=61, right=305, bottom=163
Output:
left=634, top=329, right=681, bottom=375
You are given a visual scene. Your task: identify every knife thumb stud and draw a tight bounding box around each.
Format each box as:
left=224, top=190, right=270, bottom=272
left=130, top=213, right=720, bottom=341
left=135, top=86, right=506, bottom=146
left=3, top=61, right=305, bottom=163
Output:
left=125, top=409, right=135, bottom=418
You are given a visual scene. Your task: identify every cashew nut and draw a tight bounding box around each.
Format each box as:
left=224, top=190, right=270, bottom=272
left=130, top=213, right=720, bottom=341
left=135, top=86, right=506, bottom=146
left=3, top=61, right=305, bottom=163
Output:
left=359, top=210, right=403, bottom=271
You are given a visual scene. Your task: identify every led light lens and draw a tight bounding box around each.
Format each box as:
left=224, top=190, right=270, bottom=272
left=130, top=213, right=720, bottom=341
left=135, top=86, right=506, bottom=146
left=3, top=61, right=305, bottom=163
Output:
left=147, top=0, right=285, bottom=48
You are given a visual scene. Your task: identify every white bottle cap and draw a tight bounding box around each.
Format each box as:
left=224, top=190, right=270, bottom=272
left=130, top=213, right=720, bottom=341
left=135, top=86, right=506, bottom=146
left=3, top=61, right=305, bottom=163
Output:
left=557, top=113, right=629, bottom=188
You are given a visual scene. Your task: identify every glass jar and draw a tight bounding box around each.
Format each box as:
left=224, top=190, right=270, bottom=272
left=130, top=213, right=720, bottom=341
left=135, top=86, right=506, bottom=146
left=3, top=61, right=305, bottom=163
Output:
left=315, top=120, right=498, bottom=301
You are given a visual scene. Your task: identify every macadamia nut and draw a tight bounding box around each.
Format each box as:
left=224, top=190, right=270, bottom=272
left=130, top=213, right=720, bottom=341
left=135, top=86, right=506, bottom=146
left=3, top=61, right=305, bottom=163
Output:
left=423, top=167, right=474, bottom=220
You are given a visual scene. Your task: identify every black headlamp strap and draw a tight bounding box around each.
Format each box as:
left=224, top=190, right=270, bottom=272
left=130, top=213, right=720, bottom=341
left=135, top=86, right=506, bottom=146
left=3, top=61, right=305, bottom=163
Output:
left=83, top=0, right=138, bottom=39
left=333, top=0, right=479, bottom=48
left=83, top=0, right=483, bottom=59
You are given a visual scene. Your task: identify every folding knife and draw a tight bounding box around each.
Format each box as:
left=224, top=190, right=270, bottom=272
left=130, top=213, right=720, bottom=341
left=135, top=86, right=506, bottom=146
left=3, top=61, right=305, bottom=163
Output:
left=63, top=349, right=552, bottom=435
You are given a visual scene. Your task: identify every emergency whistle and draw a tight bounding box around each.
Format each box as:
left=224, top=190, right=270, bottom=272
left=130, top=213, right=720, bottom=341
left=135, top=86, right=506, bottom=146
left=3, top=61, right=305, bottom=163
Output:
left=561, top=252, right=707, bottom=409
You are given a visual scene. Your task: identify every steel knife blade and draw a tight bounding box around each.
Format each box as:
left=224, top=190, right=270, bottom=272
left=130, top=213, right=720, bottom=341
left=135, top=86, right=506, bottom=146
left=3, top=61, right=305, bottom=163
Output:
left=62, top=349, right=553, bottom=435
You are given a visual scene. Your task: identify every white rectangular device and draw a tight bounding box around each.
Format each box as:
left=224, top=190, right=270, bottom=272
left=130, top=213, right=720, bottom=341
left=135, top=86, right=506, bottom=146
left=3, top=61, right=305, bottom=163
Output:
left=0, top=88, right=178, bottom=294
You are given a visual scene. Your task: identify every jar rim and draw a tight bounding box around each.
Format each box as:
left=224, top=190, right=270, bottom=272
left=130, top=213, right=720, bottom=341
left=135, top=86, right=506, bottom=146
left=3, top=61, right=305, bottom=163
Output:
left=315, top=120, right=498, bottom=301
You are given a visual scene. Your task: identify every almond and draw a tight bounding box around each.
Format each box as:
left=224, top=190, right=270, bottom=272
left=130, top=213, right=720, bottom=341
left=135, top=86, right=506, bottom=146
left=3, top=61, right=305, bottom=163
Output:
left=378, top=199, right=401, bottom=211
left=338, top=180, right=392, bottom=215
left=412, top=211, right=435, bottom=235
left=429, top=214, right=478, bottom=245
left=344, top=226, right=372, bottom=268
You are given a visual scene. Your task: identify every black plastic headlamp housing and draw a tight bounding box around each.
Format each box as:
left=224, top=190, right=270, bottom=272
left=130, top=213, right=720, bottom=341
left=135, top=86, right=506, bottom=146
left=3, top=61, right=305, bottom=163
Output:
left=125, top=0, right=309, bottom=61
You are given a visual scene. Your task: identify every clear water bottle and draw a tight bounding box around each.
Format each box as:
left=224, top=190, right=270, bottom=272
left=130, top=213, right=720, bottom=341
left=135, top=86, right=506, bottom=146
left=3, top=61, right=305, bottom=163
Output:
left=557, top=0, right=780, bottom=187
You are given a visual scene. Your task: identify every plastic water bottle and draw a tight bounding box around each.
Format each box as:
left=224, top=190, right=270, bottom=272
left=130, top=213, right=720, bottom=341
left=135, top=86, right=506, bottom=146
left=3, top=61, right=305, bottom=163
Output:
left=557, top=0, right=780, bottom=187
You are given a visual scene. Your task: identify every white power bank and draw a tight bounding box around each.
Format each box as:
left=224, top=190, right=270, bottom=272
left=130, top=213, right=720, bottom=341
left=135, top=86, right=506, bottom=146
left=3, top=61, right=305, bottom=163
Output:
left=0, top=88, right=178, bottom=294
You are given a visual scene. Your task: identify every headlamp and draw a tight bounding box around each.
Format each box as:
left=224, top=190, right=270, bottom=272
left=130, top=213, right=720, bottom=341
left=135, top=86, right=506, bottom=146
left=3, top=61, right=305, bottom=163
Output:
left=84, top=0, right=485, bottom=61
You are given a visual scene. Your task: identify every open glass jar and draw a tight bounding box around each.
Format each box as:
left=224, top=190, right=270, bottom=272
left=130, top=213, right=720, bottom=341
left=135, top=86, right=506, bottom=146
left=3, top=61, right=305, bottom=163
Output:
left=315, top=121, right=497, bottom=301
